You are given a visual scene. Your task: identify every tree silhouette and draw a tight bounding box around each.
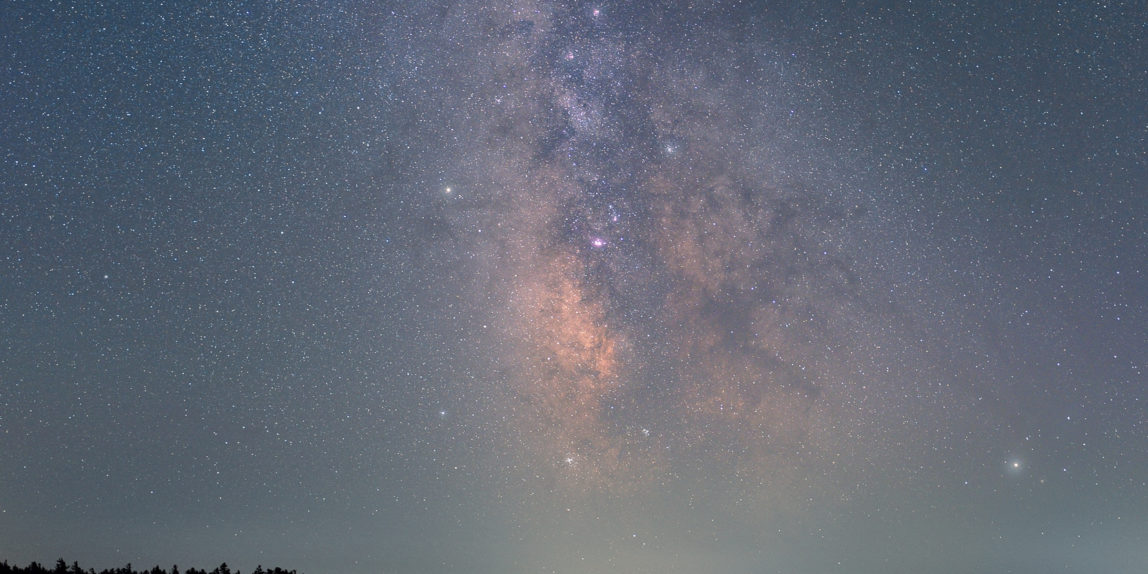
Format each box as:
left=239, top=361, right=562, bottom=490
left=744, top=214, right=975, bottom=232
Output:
left=0, top=561, right=297, bottom=574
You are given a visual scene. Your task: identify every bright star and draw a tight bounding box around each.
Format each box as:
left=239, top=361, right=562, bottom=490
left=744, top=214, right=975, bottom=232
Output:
left=1005, top=458, right=1024, bottom=476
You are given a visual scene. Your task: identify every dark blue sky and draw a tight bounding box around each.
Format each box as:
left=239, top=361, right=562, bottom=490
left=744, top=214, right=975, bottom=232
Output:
left=2, top=2, right=1145, bottom=573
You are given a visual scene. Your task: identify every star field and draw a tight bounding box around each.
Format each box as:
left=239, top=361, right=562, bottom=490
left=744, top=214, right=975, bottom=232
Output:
left=2, top=2, right=1146, bottom=573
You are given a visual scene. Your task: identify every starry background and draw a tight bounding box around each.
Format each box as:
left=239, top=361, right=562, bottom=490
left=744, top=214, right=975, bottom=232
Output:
left=2, top=1, right=1146, bottom=573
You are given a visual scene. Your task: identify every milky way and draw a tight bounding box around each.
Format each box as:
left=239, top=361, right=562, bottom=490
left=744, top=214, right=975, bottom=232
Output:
left=429, top=2, right=886, bottom=510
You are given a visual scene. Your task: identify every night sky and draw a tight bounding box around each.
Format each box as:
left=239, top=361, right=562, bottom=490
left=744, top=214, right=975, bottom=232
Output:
left=2, top=2, right=1146, bottom=573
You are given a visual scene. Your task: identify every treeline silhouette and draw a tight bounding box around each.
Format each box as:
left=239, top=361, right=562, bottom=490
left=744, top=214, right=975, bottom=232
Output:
left=0, top=560, right=297, bottom=574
